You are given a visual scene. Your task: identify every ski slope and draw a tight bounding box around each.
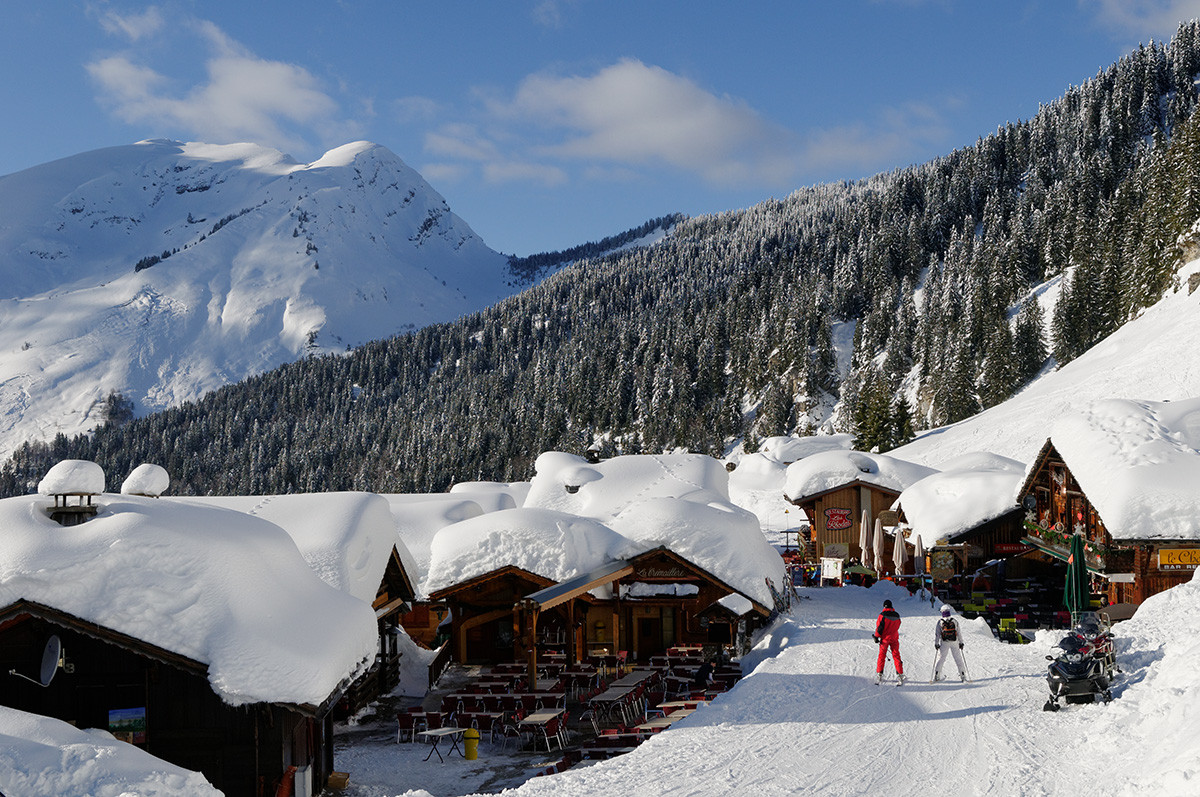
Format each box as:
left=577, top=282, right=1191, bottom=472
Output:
left=495, top=579, right=1200, bottom=797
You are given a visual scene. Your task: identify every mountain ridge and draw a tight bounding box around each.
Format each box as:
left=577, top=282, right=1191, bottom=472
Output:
left=0, top=139, right=513, bottom=457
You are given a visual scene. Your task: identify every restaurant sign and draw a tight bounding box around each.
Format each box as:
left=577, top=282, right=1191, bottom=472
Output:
left=994, top=543, right=1032, bottom=555
left=634, top=565, right=693, bottom=582
left=824, top=508, right=853, bottom=531
left=1158, top=548, right=1200, bottom=571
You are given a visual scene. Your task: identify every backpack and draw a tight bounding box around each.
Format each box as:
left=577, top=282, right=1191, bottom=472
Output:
left=939, top=619, right=958, bottom=641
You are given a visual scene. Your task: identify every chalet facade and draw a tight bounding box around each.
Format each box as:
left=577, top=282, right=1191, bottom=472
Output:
left=788, top=480, right=903, bottom=561
left=428, top=548, right=771, bottom=671
left=0, top=600, right=340, bottom=797
left=1018, top=435, right=1200, bottom=604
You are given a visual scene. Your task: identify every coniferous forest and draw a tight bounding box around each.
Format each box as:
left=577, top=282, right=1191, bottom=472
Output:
left=6, top=24, right=1200, bottom=496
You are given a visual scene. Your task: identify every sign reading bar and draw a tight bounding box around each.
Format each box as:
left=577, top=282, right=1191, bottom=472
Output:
left=1158, top=548, right=1200, bottom=571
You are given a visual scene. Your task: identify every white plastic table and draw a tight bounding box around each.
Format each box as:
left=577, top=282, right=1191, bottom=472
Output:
left=417, top=727, right=467, bottom=763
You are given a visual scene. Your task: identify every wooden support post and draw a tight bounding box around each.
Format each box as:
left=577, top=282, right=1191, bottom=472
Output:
left=526, top=605, right=539, bottom=690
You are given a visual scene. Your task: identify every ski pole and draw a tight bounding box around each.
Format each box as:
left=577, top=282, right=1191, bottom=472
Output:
left=961, top=647, right=970, bottom=681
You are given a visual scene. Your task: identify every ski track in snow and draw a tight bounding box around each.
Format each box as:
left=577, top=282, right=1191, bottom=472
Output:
left=493, top=584, right=1160, bottom=797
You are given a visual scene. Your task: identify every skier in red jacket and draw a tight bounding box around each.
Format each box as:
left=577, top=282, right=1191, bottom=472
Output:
left=873, top=599, right=905, bottom=684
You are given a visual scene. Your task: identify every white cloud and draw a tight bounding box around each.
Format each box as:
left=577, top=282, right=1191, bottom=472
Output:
left=87, top=14, right=350, bottom=155
left=425, top=124, right=500, bottom=161
left=482, top=160, right=567, bottom=186
left=493, top=59, right=800, bottom=186
left=532, top=0, right=579, bottom=28
left=799, top=101, right=952, bottom=176
left=1084, top=0, right=1200, bottom=40
left=95, top=6, right=164, bottom=41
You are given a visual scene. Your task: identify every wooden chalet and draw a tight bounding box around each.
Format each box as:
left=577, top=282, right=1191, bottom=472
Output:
left=428, top=548, right=771, bottom=685
left=0, top=600, right=341, bottom=797
left=341, top=546, right=418, bottom=716
left=1016, top=439, right=1200, bottom=605
left=427, top=565, right=561, bottom=666
left=787, top=480, right=902, bottom=561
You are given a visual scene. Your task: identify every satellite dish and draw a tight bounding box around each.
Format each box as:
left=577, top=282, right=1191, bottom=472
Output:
left=40, top=635, right=63, bottom=686
left=8, top=635, right=64, bottom=687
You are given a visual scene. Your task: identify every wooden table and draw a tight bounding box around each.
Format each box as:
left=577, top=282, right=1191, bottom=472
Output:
left=518, top=707, right=563, bottom=726
left=417, top=727, right=468, bottom=763
left=589, top=686, right=635, bottom=723
left=658, top=699, right=708, bottom=711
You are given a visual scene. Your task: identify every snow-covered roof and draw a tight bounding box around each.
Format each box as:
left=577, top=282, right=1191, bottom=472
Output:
left=0, top=705, right=220, bottom=797
left=0, top=491, right=377, bottom=708
left=449, top=480, right=531, bottom=508
left=37, top=460, right=105, bottom=495
left=382, top=493, right=495, bottom=596
left=894, top=452, right=1025, bottom=547
left=424, top=507, right=639, bottom=596
left=759, top=434, right=854, bottom=463
left=783, top=449, right=937, bottom=503
left=179, top=492, right=415, bottom=605
left=524, top=452, right=783, bottom=607
left=716, top=593, right=755, bottom=617
left=120, top=463, right=170, bottom=497
left=1051, top=396, right=1200, bottom=540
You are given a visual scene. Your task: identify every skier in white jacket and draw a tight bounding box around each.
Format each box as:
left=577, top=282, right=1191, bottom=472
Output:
left=934, top=605, right=967, bottom=681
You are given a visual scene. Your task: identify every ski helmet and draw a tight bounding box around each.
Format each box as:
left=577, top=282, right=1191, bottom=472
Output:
left=883, top=600, right=893, bottom=609
left=941, top=606, right=952, bottom=617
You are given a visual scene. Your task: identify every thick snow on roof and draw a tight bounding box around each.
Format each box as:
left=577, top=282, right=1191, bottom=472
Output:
left=783, top=449, right=937, bottom=503
left=759, top=433, right=854, bottom=463
left=424, top=507, right=639, bottom=596
left=180, top=492, right=415, bottom=605
left=523, top=453, right=783, bottom=607
left=0, top=705, right=219, bottom=797
left=37, top=459, right=105, bottom=495
left=1051, top=396, right=1200, bottom=540
left=449, top=480, right=530, bottom=508
left=894, top=452, right=1025, bottom=547
left=383, top=493, right=493, bottom=596
left=120, top=463, right=170, bottom=497
left=0, top=492, right=377, bottom=707
left=716, top=593, right=755, bottom=617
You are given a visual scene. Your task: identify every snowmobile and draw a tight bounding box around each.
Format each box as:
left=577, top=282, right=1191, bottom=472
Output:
left=1066, top=612, right=1118, bottom=678
left=1042, top=633, right=1112, bottom=711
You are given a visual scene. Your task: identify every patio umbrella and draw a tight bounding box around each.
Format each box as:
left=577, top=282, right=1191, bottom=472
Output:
left=859, top=510, right=871, bottom=565
left=1064, top=533, right=1090, bottom=624
left=912, top=533, right=926, bottom=576
left=892, top=526, right=909, bottom=575
left=873, top=518, right=886, bottom=574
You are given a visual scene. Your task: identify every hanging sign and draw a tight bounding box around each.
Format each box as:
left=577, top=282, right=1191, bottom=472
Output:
left=824, top=508, right=853, bottom=531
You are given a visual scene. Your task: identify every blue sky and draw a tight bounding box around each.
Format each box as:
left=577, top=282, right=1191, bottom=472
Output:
left=3, top=1, right=1200, bottom=255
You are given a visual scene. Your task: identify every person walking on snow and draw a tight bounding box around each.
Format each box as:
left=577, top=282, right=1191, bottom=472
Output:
left=874, top=599, right=905, bottom=684
left=934, top=606, right=967, bottom=681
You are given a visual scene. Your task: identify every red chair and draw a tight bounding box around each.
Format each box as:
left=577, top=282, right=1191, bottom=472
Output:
left=395, top=711, right=418, bottom=743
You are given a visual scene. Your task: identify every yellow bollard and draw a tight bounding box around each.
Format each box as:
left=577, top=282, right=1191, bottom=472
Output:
left=464, top=727, right=480, bottom=761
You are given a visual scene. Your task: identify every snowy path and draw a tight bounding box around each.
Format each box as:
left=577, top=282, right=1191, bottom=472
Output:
left=494, top=581, right=1190, bottom=797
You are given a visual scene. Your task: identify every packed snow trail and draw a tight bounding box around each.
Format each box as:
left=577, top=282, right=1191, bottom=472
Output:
left=494, top=579, right=1200, bottom=797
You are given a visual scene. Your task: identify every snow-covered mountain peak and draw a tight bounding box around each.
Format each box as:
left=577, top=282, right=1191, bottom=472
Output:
left=0, top=140, right=514, bottom=458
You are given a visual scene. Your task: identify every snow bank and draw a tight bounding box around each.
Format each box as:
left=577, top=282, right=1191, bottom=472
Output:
left=895, top=452, right=1025, bottom=546
left=783, top=449, right=937, bottom=502
left=0, top=493, right=377, bottom=707
left=424, top=508, right=640, bottom=596
left=0, top=706, right=219, bottom=797
left=449, top=481, right=530, bottom=509
left=1051, top=396, right=1200, bottom=540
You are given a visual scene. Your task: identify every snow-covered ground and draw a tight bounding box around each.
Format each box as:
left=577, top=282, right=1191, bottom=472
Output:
left=323, top=575, right=1199, bottom=797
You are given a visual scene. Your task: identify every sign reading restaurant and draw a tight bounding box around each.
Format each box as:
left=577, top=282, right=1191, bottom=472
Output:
left=1158, top=548, right=1200, bottom=571
left=824, top=508, right=853, bottom=531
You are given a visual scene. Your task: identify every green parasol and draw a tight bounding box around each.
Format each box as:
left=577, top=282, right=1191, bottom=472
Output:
left=1063, top=532, right=1090, bottom=624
